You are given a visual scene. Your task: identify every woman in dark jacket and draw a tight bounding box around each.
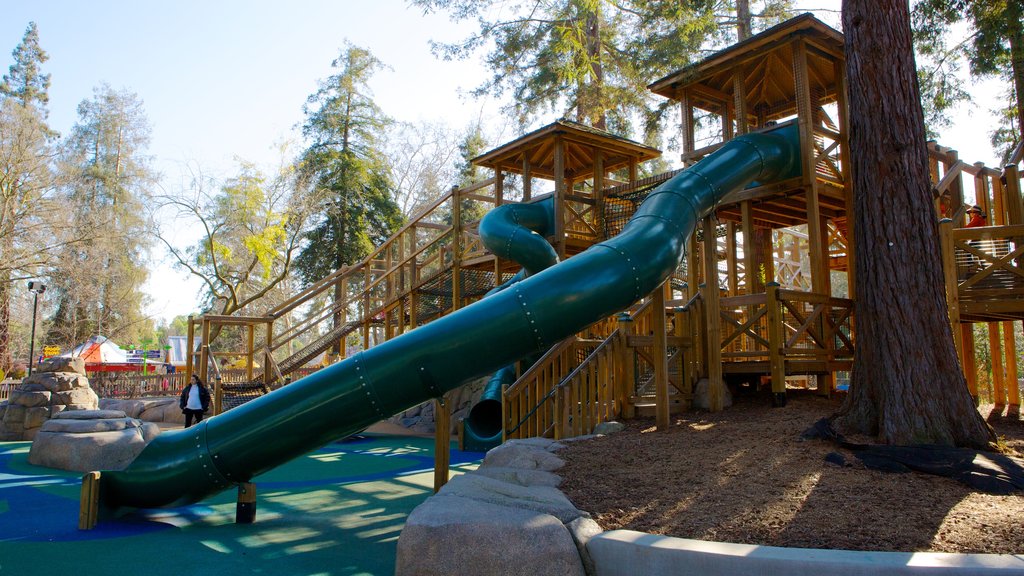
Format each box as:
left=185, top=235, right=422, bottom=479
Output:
left=179, top=374, right=211, bottom=428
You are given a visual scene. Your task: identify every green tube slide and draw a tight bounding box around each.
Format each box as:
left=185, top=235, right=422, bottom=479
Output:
left=98, top=125, right=800, bottom=511
left=463, top=197, right=558, bottom=452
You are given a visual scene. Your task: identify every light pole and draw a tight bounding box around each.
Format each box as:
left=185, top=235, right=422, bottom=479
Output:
left=27, top=281, right=46, bottom=377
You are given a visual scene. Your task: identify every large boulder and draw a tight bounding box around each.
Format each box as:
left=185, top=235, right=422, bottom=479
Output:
left=28, top=410, right=160, bottom=472
left=0, top=361, right=99, bottom=440
left=396, top=436, right=597, bottom=576
left=482, top=439, right=566, bottom=472
left=396, top=495, right=586, bottom=576
left=437, top=473, right=586, bottom=523
left=692, top=378, right=734, bottom=411
left=101, top=397, right=183, bottom=423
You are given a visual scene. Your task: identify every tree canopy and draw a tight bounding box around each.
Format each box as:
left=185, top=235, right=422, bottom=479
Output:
left=49, top=84, right=155, bottom=347
left=159, top=158, right=309, bottom=318
left=412, top=0, right=792, bottom=139
left=912, top=0, right=1023, bottom=159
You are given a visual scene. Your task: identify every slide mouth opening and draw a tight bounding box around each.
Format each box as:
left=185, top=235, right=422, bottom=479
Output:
left=466, top=400, right=503, bottom=438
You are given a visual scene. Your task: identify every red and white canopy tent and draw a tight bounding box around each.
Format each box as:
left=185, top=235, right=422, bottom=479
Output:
left=62, top=336, right=153, bottom=373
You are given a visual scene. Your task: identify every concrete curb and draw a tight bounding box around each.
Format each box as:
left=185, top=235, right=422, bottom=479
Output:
left=587, top=530, right=1024, bottom=576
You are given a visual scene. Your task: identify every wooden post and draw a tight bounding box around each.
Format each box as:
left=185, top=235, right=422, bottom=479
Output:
left=451, top=185, right=463, bottom=312
left=433, top=396, right=451, bottom=492
left=185, top=316, right=195, bottom=388
left=522, top=155, right=532, bottom=201
left=78, top=471, right=101, bottom=530
left=553, top=137, right=567, bottom=259
left=741, top=202, right=755, bottom=293
left=673, top=306, right=690, bottom=405
left=653, top=282, right=670, bottom=430
left=679, top=89, right=695, bottom=164
left=246, top=324, right=255, bottom=382
left=726, top=222, right=738, bottom=295
left=594, top=150, right=605, bottom=240
left=617, top=312, right=636, bottom=419
left=766, top=282, right=786, bottom=407
left=702, top=216, right=725, bottom=411
left=1005, top=165, right=1022, bottom=225
left=989, top=323, right=1006, bottom=405
left=494, top=169, right=505, bottom=280
left=733, top=71, right=749, bottom=136
left=236, top=483, right=256, bottom=524
left=938, top=220, right=963, bottom=363
left=1002, top=323, right=1019, bottom=407
left=264, top=321, right=274, bottom=389
left=962, top=323, right=978, bottom=401
left=794, top=40, right=829, bottom=297
left=199, top=318, right=211, bottom=392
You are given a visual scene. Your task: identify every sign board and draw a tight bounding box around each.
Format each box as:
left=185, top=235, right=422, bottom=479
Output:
left=42, top=345, right=61, bottom=357
left=127, top=349, right=164, bottom=363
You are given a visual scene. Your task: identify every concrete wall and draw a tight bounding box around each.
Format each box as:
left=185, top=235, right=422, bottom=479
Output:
left=587, top=530, right=1024, bottom=576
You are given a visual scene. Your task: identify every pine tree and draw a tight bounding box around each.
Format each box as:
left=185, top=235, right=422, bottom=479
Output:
left=0, top=22, right=51, bottom=113
left=293, top=44, right=403, bottom=347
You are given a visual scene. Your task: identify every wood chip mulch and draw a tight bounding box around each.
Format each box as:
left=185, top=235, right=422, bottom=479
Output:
left=557, top=391, right=1024, bottom=554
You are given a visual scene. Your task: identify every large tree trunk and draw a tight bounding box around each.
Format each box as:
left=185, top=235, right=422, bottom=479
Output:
left=0, top=279, right=10, bottom=373
left=736, top=0, right=753, bottom=41
left=834, top=0, right=995, bottom=449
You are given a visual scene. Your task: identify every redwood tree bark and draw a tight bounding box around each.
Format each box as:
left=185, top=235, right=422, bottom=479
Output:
left=834, top=0, right=995, bottom=449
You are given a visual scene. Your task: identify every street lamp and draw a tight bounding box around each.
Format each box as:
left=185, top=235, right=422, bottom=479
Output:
left=27, top=281, right=46, bottom=377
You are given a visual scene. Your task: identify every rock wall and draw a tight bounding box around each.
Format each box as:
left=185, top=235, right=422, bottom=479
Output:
left=389, top=376, right=486, bottom=434
left=0, top=356, right=98, bottom=441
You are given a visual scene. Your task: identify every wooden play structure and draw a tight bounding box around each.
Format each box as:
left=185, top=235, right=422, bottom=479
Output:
left=182, top=15, right=1024, bottom=485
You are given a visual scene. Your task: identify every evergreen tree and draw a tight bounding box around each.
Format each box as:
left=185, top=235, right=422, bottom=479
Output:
left=49, top=84, right=155, bottom=348
left=294, top=44, right=403, bottom=346
left=0, top=22, right=51, bottom=113
left=912, top=0, right=1023, bottom=160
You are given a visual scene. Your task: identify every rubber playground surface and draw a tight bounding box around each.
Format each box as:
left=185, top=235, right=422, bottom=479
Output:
left=0, top=433, right=482, bottom=576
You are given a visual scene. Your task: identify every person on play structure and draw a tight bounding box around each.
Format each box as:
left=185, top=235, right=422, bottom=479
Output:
left=965, top=205, right=987, bottom=228
left=179, top=374, right=211, bottom=428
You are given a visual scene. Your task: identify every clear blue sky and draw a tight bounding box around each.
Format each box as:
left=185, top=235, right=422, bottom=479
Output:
left=1, top=1, right=1003, bottom=325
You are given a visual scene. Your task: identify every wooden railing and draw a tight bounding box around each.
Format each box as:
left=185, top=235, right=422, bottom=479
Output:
left=502, top=295, right=703, bottom=441
left=502, top=337, right=592, bottom=440
left=89, top=372, right=188, bottom=399
left=940, top=223, right=1024, bottom=320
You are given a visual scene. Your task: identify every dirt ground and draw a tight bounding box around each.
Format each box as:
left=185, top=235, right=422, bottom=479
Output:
left=557, top=391, right=1024, bottom=554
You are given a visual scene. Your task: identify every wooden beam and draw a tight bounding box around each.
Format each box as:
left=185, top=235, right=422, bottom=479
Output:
left=433, top=396, right=451, bottom=492
left=733, top=71, right=749, bottom=135
left=554, top=137, right=566, bottom=259
left=702, top=216, right=725, bottom=411
left=653, top=282, right=670, bottom=430
left=679, top=89, right=695, bottom=163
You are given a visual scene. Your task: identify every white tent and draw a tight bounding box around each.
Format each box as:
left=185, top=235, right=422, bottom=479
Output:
left=62, top=335, right=129, bottom=364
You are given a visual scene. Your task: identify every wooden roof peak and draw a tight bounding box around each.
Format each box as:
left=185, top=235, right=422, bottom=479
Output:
left=471, top=118, right=661, bottom=180
left=648, top=13, right=844, bottom=101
